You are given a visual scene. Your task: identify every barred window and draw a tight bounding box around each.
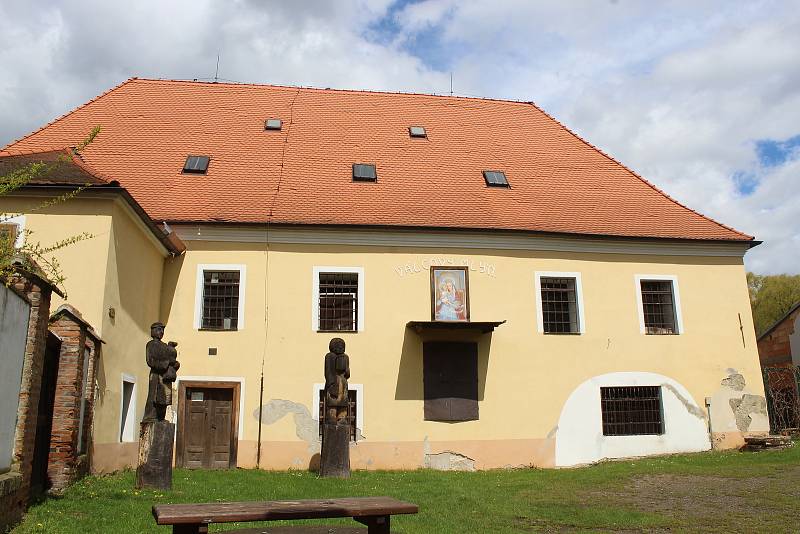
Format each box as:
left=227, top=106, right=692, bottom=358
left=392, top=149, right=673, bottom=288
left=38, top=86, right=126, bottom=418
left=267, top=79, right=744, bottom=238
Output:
left=202, top=271, right=240, bottom=330
left=540, top=277, right=579, bottom=334
left=318, top=272, right=358, bottom=332
left=640, top=280, right=676, bottom=334
left=601, top=386, right=664, bottom=436
left=318, top=389, right=358, bottom=441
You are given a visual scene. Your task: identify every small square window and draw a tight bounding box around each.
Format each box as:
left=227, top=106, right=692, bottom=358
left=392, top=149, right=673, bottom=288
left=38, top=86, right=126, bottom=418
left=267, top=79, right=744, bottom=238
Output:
left=183, top=155, right=210, bottom=174
left=601, top=386, right=664, bottom=436
left=265, top=119, right=282, bottom=130
left=540, top=277, right=579, bottom=334
left=318, top=272, right=358, bottom=331
left=640, top=280, right=677, bottom=334
left=202, top=270, right=240, bottom=330
left=352, top=163, right=377, bottom=182
left=409, top=126, right=427, bottom=138
left=0, top=223, right=19, bottom=248
left=483, top=170, right=509, bottom=187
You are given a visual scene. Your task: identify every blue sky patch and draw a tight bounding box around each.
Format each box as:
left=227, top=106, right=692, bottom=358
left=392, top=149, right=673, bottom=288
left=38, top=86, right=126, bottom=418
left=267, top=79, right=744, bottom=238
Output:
left=755, top=134, right=800, bottom=167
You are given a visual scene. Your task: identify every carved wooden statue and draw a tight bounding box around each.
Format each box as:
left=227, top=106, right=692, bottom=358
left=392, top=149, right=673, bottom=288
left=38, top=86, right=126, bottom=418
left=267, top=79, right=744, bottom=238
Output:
left=142, top=322, right=180, bottom=422
left=320, top=337, right=351, bottom=478
left=137, top=322, right=179, bottom=490
left=324, top=337, right=350, bottom=424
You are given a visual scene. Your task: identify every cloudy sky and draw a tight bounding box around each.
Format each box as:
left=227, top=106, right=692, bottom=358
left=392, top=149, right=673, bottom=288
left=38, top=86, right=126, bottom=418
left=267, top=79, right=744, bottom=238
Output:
left=1, top=0, right=798, bottom=273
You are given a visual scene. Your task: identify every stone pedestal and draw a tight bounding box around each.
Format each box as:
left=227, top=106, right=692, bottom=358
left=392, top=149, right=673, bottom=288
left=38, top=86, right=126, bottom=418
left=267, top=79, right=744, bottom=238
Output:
left=136, top=420, right=174, bottom=490
left=320, top=422, right=350, bottom=478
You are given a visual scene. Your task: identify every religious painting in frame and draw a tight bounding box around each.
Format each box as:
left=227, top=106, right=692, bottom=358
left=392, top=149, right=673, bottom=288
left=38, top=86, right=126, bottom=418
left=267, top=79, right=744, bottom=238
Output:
left=430, top=266, right=470, bottom=322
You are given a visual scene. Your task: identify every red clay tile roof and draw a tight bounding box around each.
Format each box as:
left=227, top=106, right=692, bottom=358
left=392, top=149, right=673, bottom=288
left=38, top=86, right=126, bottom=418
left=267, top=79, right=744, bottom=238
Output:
left=1, top=78, right=751, bottom=241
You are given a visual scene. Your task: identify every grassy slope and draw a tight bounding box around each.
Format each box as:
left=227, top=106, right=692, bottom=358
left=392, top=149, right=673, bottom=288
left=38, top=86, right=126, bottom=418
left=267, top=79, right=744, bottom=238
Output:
left=12, top=445, right=800, bottom=533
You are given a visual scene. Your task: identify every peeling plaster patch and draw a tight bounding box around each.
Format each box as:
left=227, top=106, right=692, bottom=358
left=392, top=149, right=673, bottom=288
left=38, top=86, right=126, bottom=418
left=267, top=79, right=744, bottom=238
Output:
left=546, top=426, right=559, bottom=439
left=424, top=451, right=476, bottom=471
left=661, top=383, right=707, bottom=419
left=721, top=373, right=746, bottom=391
left=729, top=394, right=768, bottom=431
left=256, top=399, right=320, bottom=453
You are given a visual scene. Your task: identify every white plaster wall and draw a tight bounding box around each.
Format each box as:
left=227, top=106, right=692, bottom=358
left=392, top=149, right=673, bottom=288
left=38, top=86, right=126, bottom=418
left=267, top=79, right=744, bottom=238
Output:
left=0, top=285, right=31, bottom=473
left=790, top=315, right=800, bottom=367
left=555, top=372, right=711, bottom=467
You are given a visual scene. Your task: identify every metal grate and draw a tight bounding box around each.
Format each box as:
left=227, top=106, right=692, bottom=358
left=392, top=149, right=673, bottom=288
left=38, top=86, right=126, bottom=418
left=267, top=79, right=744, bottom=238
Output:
left=318, top=272, right=358, bottom=331
left=641, top=280, right=676, bottom=334
left=601, top=386, right=664, bottom=435
left=318, top=389, right=357, bottom=441
left=540, top=277, right=579, bottom=333
left=201, top=271, right=240, bottom=330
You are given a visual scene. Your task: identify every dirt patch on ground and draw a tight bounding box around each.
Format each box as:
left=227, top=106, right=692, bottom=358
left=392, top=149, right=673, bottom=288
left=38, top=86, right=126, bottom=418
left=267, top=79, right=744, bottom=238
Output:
left=589, top=466, right=800, bottom=533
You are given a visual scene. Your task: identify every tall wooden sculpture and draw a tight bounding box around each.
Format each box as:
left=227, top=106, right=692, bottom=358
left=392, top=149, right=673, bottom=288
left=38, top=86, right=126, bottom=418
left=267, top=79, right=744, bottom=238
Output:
left=320, top=337, right=351, bottom=478
left=136, top=322, right=179, bottom=489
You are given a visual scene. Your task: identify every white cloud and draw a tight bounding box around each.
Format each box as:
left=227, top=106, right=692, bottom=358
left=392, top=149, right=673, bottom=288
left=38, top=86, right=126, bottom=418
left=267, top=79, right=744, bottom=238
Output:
left=1, top=0, right=798, bottom=273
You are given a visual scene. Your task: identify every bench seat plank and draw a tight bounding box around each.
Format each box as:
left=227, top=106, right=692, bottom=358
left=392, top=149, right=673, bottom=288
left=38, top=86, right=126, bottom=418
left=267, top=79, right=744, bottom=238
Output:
left=153, top=497, right=418, bottom=525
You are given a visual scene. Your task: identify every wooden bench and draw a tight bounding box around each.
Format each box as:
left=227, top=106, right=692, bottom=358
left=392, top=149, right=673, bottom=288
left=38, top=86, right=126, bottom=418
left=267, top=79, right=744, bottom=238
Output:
left=153, top=496, right=418, bottom=533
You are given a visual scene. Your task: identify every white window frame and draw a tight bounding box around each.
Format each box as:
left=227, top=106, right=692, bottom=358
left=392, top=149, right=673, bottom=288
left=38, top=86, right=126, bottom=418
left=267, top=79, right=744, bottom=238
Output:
left=635, top=274, right=684, bottom=335
left=119, top=374, right=137, bottom=443
left=311, top=266, right=365, bottom=332
left=534, top=271, right=585, bottom=334
left=312, top=382, right=364, bottom=438
left=194, top=264, right=247, bottom=330
left=0, top=214, right=25, bottom=249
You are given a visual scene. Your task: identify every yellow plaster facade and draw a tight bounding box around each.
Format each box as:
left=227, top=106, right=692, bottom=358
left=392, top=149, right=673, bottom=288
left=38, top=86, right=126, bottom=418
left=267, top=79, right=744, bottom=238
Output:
left=1, top=195, right=769, bottom=471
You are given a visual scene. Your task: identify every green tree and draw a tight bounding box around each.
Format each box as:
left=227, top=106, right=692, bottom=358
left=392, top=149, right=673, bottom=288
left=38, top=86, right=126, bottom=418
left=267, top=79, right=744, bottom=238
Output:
left=748, top=272, right=800, bottom=336
left=0, top=127, right=100, bottom=292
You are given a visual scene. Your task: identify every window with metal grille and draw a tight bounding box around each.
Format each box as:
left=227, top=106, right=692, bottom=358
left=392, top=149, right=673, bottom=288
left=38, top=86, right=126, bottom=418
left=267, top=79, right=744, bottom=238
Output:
left=318, top=272, right=358, bottom=332
left=201, top=271, right=240, bottom=330
left=318, top=389, right=357, bottom=441
left=540, top=277, right=579, bottom=333
left=601, top=386, right=664, bottom=436
left=640, top=280, right=677, bottom=334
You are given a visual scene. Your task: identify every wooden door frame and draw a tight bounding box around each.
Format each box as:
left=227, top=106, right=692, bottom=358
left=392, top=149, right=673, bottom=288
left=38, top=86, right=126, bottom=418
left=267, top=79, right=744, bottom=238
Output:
left=175, top=381, right=240, bottom=469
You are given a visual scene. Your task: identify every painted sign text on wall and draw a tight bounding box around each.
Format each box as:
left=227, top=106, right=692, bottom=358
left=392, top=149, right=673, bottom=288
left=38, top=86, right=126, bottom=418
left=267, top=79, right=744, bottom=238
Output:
left=394, top=257, right=497, bottom=277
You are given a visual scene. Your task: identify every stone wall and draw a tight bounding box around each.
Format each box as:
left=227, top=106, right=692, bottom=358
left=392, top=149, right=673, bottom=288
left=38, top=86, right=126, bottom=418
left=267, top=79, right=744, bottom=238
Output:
left=0, top=271, right=53, bottom=532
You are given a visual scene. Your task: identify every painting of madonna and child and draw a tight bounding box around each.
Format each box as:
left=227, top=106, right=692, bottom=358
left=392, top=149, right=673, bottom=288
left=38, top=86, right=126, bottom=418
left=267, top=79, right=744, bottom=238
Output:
left=431, top=266, right=470, bottom=321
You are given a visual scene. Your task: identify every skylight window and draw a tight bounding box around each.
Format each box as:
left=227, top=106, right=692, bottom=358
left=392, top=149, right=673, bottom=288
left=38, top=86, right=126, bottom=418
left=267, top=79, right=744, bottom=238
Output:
left=183, top=155, right=210, bottom=174
left=352, top=164, right=377, bottom=182
left=409, top=126, right=427, bottom=138
left=483, top=170, right=509, bottom=187
left=265, top=119, right=282, bottom=130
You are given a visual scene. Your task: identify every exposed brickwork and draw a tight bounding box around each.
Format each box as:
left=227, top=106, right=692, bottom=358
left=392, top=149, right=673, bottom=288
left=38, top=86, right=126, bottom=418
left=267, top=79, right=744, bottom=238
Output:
left=0, top=272, right=53, bottom=532
left=47, top=308, right=101, bottom=494
left=758, top=306, right=800, bottom=367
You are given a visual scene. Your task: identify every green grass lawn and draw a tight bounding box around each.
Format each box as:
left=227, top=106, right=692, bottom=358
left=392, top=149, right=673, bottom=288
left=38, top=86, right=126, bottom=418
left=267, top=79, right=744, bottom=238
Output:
left=12, top=444, right=800, bottom=533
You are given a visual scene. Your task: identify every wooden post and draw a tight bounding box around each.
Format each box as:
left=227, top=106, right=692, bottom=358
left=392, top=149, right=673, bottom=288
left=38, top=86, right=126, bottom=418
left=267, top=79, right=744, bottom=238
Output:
left=136, top=420, right=175, bottom=489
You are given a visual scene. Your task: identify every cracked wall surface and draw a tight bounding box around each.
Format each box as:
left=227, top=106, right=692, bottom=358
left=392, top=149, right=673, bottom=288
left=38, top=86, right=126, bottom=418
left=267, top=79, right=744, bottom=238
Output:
left=708, top=372, right=770, bottom=448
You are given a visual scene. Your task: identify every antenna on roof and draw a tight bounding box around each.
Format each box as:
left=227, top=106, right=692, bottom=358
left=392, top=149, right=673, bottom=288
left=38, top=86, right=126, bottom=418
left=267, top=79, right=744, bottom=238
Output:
left=214, top=51, right=220, bottom=83
left=450, top=72, right=453, bottom=96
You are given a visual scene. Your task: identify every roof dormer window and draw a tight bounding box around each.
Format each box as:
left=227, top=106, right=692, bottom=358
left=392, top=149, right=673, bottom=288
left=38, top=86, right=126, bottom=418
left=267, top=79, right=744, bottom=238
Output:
left=183, top=155, right=210, bottom=174
left=352, top=163, right=377, bottom=182
left=409, top=126, right=427, bottom=138
left=265, top=119, right=282, bottom=130
left=483, top=170, right=509, bottom=187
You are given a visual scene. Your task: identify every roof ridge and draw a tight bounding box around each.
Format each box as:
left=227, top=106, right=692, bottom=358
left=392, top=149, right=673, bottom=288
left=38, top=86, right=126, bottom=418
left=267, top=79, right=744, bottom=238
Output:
left=525, top=102, right=753, bottom=241
left=128, top=77, right=537, bottom=107
left=1, top=78, right=136, bottom=153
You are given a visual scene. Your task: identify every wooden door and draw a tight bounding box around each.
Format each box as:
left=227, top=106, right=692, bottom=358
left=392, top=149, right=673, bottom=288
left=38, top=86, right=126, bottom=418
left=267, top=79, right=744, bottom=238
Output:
left=181, top=387, right=235, bottom=469
left=423, top=342, right=479, bottom=422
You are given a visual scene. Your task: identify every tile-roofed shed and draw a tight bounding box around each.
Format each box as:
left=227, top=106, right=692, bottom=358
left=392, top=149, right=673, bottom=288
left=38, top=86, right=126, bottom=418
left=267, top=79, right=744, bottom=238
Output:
left=1, top=78, right=752, bottom=242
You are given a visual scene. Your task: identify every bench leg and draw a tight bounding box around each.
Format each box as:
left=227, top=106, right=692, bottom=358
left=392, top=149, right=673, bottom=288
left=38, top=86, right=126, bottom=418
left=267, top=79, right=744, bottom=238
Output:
left=355, top=515, right=390, bottom=534
left=173, top=524, right=208, bottom=534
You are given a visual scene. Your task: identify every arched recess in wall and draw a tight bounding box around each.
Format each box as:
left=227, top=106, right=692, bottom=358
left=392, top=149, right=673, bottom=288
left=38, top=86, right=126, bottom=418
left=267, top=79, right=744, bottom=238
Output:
left=554, top=371, right=711, bottom=467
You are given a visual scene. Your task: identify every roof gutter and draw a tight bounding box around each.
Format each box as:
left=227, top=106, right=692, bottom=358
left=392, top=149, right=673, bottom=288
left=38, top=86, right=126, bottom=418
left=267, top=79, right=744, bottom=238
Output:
left=19, top=183, right=186, bottom=256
